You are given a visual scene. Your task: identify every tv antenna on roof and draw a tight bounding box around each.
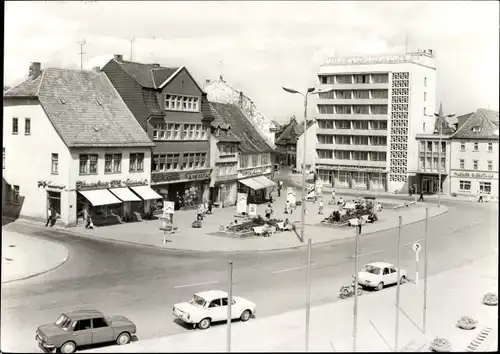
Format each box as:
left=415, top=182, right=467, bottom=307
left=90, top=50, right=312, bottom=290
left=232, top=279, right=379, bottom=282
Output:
left=78, top=39, right=86, bottom=70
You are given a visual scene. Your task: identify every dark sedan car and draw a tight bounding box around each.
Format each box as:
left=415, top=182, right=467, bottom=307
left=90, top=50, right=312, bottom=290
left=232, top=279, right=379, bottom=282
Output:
left=36, top=309, right=136, bottom=353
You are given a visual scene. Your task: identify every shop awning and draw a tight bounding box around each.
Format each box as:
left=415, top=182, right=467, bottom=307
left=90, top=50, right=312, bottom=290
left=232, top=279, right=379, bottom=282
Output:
left=239, top=178, right=266, bottom=191
left=109, top=188, right=141, bottom=202
left=78, top=190, right=122, bottom=206
left=253, top=176, right=277, bottom=188
left=130, top=186, right=163, bottom=200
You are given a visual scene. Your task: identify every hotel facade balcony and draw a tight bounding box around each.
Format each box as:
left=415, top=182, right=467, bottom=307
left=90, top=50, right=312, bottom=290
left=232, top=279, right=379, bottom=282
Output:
left=317, top=114, right=389, bottom=121
left=318, top=98, right=389, bottom=106
left=316, top=83, right=389, bottom=90
left=316, top=128, right=388, bottom=136
left=316, top=158, right=387, bottom=168
left=317, top=144, right=387, bottom=152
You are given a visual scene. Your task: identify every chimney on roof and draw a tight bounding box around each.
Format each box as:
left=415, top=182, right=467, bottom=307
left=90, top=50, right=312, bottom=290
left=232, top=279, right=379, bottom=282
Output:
left=114, top=54, right=123, bottom=62
left=151, top=63, right=160, bottom=67
left=238, top=91, right=243, bottom=107
left=29, top=62, right=41, bottom=79
left=92, top=66, right=100, bottom=73
left=206, top=79, right=211, bottom=85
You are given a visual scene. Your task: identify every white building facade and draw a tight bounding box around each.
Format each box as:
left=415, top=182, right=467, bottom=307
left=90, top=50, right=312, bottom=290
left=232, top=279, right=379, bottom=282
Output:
left=315, top=50, right=437, bottom=193
left=3, top=65, right=156, bottom=227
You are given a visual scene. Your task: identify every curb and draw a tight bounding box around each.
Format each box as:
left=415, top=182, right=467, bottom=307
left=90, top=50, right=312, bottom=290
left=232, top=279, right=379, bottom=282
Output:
left=1, top=238, right=70, bottom=284
left=3, top=204, right=448, bottom=255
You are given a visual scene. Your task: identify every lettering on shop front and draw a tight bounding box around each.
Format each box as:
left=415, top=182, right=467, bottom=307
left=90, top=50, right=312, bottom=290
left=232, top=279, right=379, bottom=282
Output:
left=240, top=168, right=267, bottom=177
left=37, top=180, right=66, bottom=190
left=151, top=172, right=181, bottom=183
left=452, top=171, right=495, bottom=179
left=75, top=178, right=148, bottom=190
left=186, top=172, right=211, bottom=181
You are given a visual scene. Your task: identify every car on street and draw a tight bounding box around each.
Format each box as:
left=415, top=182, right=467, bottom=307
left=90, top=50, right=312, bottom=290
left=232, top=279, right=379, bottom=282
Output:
left=35, top=309, right=136, bottom=353
left=172, top=290, right=256, bottom=330
left=357, top=262, right=408, bottom=291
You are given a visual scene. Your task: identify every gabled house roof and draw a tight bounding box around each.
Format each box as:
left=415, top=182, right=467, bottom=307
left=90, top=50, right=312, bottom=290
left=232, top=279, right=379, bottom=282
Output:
left=211, top=102, right=274, bottom=153
left=451, top=109, right=499, bottom=140
left=4, top=74, right=42, bottom=97
left=208, top=101, right=240, bottom=143
left=275, top=118, right=315, bottom=145
left=115, top=60, right=179, bottom=89
left=4, top=68, right=154, bottom=148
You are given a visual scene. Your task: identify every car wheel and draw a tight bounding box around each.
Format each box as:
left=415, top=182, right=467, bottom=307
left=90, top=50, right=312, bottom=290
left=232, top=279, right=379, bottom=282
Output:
left=59, top=341, right=76, bottom=354
left=198, top=318, right=211, bottom=330
left=356, top=287, right=363, bottom=296
left=399, top=276, right=406, bottom=284
left=376, top=282, right=384, bottom=291
left=240, top=310, right=251, bottom=322
left=116, top=332, right=131, bottom=345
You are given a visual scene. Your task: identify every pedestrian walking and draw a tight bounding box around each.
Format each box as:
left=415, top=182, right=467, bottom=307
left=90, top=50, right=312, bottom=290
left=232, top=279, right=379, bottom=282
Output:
left=197, top=204, right=204, bottom=220
left=418, top=191, right=424, bottom=202
left=45, top=206, right=52, bottom=227
left=265, top=203, right=273, bottom=220
left=284, top=200, right=290, bottom=214
left=331, top=189, right=336, bottom=202
left=318, top=199, right=324, bottom=215
left=478, top=191, right=484, bottom=203
left=290, top=202, right=295, bottom=215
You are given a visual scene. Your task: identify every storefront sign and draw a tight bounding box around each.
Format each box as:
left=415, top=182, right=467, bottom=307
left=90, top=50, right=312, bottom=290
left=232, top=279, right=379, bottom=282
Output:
left=452, top=171, right=496, bottom=179
left=37, top=180, right=66, bottom=190
left=248, top=203, right=257, bottom=216
left=216, top=174, right=238, bottom=182
left=75, top=178, right=148, bottom=190
left=151, top=172, right=181, bottom=183
left=164, top=201, right=175, bottom=214
left=239, top=167, right=271, bottom=178
left=316, top=164, right=387, bottom=173
left=237, top=193, right=247, bottom=214
left=324, top=54, right=412, bottom=66
left=186, top=172, right=211, bottom=181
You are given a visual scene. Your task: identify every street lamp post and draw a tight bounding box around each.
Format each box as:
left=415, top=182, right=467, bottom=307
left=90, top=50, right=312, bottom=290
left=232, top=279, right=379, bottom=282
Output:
left=433, top=103, right=455, bottom=208
left=282, top=86, right=333, bottom=243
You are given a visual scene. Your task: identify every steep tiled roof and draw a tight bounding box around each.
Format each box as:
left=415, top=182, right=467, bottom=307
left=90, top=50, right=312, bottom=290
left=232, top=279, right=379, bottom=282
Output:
left=451, top=109, right=499, bottom=140
left=116, top=60, right=178, bottom=88
left=433, top=116, right=456, bottom=135
left=4, top=74, right=42, bottom=97
left=212, top=103, right=274, bottom=153
left=5, top=68, right=154, bottom=148
left=276, top=118, right=314, bottom=145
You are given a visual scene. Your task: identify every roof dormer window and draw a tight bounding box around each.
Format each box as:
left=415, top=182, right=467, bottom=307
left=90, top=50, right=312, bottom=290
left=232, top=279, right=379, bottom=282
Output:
left=472, top=126, right=481, bottom=133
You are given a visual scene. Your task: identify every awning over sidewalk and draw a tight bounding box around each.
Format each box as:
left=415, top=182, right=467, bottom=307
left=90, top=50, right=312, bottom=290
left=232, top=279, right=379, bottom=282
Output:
left=239, top=178, right=266, bottom=191
left=78, top=190, right=122, bottom=206
left=252, top=176, right=276, bottom=188
left=130, top=185, right=162, bottom=200
left=109, top=187, right=141, bottom=202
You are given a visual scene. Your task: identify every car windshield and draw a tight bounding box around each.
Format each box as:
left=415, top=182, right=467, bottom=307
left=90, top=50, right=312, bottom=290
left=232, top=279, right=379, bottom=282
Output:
left=55, top=314, right=72, bottom=331
left=189, top=295, right=206, bottom=308
left=364, top=265, right=381, bottom=275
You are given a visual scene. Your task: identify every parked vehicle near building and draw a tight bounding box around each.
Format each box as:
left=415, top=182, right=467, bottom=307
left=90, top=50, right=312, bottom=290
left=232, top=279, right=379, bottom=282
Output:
left=357, top=262, right=407, bottom=291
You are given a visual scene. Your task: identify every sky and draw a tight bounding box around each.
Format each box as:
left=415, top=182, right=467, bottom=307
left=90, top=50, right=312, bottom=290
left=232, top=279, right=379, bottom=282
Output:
left=4, top=1, right=499, bottom=123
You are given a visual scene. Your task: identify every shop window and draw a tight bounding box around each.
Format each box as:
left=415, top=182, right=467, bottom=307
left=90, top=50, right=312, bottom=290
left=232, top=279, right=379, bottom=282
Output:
left=130, top=153, right=145, bottom=172
left=105, top=154, right=122, bottom=173
left=79, top=154, right=98, bottom=175
left=47, top=191, right=61, bottom=216
left=51, top=153, right=58, bottom=174
left=459, top=180, right=471, bottom=191
left=479, top=182, right=491, bottom=194
left=338, top=171, right=350, bottom=183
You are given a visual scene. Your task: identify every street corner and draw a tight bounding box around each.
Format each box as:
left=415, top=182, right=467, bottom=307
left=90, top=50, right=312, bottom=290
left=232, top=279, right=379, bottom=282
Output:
left=1, top=230, right=69, bottom=283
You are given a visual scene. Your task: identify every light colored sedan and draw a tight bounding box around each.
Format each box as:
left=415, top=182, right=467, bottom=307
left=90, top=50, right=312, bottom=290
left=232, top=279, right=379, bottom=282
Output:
left=173, top=290, right=256, bottom=330
left=357, top=262, right=408, bottom=291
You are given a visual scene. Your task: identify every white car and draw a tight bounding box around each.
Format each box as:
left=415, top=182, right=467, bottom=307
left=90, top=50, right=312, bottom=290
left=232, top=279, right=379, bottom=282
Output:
left=173, top=290, right=256, bottom=330
left=357, top=262, right=408, bottom=291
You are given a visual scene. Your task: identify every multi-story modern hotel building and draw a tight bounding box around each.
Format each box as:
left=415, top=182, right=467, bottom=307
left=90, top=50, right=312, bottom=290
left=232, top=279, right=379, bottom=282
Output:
left=315, top=50, right=437, bottom=193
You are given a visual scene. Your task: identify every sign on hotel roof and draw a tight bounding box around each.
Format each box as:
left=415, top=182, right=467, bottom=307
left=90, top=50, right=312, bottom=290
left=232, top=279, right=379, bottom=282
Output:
left=322, top=54, right=414, bottom=66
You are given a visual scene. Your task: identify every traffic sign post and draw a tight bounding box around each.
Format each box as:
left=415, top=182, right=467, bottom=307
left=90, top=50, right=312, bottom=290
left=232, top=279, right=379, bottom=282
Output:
left=412, top=242, right=421, bottom=284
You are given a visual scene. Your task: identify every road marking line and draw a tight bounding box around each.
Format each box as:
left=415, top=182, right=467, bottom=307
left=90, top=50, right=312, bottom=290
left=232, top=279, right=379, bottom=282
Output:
left=273, top=266, right=307, bottom=274
left=173, top=280, right=219, bottom=289
left=351, top=250, right=384, bottom=258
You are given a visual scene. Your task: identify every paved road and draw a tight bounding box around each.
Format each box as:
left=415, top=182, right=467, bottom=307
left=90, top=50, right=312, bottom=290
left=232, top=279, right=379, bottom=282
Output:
left=1, top=172, right=497, bottom=352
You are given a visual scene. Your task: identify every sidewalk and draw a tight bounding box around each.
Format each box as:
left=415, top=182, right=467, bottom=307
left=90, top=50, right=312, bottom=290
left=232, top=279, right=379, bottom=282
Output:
left=4, top=193, right=447, bottom=252
left=1, top=230, right=69, bottom=283
left=87, top=254, right=498, bottom=352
